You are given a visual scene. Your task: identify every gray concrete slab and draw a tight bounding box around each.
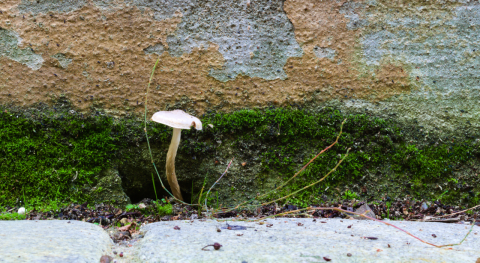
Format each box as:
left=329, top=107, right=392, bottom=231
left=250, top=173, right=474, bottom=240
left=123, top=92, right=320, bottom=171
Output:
left=133, top=218, right=480, bottom=263
left=0, top=220, right=112, bottom=263
left=0, top=218, right=479, bottom=263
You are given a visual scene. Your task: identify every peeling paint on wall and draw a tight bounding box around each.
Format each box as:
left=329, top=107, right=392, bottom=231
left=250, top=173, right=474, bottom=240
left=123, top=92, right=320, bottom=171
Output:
left=166, top=0, right=303, bottom=81
left=0, top=27, right=43, bottom=70
left=144, top=43, right=165, bottom=56
left=51, top=53, right=72, bottom=68
left=362, top=4, right=480, bottom=97
left=313, top=46, right=336, bottom=60
left=17, top=0, right=88, bottom=14
left=0, top=0, right=478, bottom=136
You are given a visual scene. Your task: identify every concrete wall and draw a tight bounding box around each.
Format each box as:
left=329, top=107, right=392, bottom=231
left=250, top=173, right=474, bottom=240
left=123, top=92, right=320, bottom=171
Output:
left=1, top=0, right=479, bottom=134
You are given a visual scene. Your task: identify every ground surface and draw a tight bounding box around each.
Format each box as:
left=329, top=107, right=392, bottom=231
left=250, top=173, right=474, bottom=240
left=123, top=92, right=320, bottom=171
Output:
left=0, top=220, right=112, bottom=262
left=0, top=218, right=479, bottom=263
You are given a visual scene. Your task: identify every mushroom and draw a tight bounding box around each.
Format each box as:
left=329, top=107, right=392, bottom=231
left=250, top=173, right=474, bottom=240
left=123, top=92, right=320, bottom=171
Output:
left=151, top=110, right=202, bottom=201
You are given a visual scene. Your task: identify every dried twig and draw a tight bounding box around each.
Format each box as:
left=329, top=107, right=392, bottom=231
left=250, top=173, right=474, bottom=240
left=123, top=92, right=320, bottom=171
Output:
left=259, top=148, right=350, bottom=207
left=220, top=119, right=347, bottom=214
left=430, top=204, right=480, bottom=219
left=255, top=207, right=475, bottom=249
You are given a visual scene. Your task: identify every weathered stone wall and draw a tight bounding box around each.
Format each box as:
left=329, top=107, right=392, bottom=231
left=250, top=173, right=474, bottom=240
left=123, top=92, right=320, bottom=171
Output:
left=1, top=0, right=478, bottom=134
left=2, top=1, right=480, bottom=207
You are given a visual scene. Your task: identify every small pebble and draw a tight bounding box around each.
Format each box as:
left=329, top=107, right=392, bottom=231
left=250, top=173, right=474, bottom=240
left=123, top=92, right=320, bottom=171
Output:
left=100, top=255, right=113, bottom=263
left=213, top=242, right=222, bottom=250
left=113, top=251, right=117, bottom=255
left=347, top=253, right=352, bottom=257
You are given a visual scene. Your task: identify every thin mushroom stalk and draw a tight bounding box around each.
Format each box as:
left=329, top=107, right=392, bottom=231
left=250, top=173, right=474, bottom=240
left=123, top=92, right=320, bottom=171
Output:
left=151, top=110, right=202, bottom=202
left=166, top=128, right=183, bottom=201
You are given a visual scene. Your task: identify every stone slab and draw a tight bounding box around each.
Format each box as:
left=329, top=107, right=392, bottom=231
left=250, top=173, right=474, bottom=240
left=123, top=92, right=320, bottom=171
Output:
left=133, top=218, right=480, bottom=263
left=0, top=220, right=112, bottom=263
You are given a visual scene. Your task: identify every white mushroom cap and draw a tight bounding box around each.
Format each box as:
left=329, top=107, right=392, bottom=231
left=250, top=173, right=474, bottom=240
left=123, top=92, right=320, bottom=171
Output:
left=18, top=207, right=25, bottom=215
left=151, top=109, right=202, bottom=130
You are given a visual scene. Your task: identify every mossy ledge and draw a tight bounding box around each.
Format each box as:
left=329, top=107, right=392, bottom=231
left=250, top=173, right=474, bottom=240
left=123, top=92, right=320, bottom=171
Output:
left=1, top=99, right=479, bottom=209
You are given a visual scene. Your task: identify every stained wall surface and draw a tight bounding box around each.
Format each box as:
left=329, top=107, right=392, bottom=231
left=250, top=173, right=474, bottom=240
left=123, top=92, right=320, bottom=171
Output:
left=1, top=0, right=479, bottom=135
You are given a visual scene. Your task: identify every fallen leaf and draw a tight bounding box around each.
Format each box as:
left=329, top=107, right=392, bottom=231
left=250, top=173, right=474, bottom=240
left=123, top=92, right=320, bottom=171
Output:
left=174, top=226, right=180, bottom=230
left=118, top=222, right=135, bottom=231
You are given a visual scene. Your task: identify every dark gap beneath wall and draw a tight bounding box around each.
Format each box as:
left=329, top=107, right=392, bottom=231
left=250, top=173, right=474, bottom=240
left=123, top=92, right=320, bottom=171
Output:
left=119, top=165, right=194, bottom=204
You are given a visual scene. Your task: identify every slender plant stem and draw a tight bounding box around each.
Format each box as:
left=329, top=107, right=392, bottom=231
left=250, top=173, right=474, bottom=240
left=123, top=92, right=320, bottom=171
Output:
left=204, top=158, right=234, bottom=215
left=151, top=173, right=158, bottom=201
left=260, top=148, right=350, bottom=206
left=23, top=186, right=27, bottom=212
left=143, top=58, right=188, bottom=204
left=221, top=119, right=347, bottom=214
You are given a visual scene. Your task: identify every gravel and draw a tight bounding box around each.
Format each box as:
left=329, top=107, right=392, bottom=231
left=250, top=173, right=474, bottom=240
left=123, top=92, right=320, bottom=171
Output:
left=1, top=218, right=479, bottom=262
left=0, top=220, right=112, bottom=263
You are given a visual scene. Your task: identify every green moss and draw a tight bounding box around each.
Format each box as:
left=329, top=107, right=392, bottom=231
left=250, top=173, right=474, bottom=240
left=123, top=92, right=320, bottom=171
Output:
left=0, top=212, right=25, bottom=220
left=156, top=203, right=173, bottom=216
left=0, top=105, right=118, bottom=206
left=202, top=107, right=479, bottom=207
left=1, top=102, right=479, bottom=208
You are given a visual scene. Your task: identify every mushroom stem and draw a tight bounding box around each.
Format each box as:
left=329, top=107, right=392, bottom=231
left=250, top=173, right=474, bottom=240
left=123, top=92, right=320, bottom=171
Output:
left=166, top=128, right=183, bottom=201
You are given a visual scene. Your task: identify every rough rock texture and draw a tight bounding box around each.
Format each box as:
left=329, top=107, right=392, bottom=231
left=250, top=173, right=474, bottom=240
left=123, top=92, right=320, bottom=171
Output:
left=1, top=1, right=480, bottom=206
left=89, top=168, right=131, bottom=206
left=0, top=0, right=477, bottom=135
